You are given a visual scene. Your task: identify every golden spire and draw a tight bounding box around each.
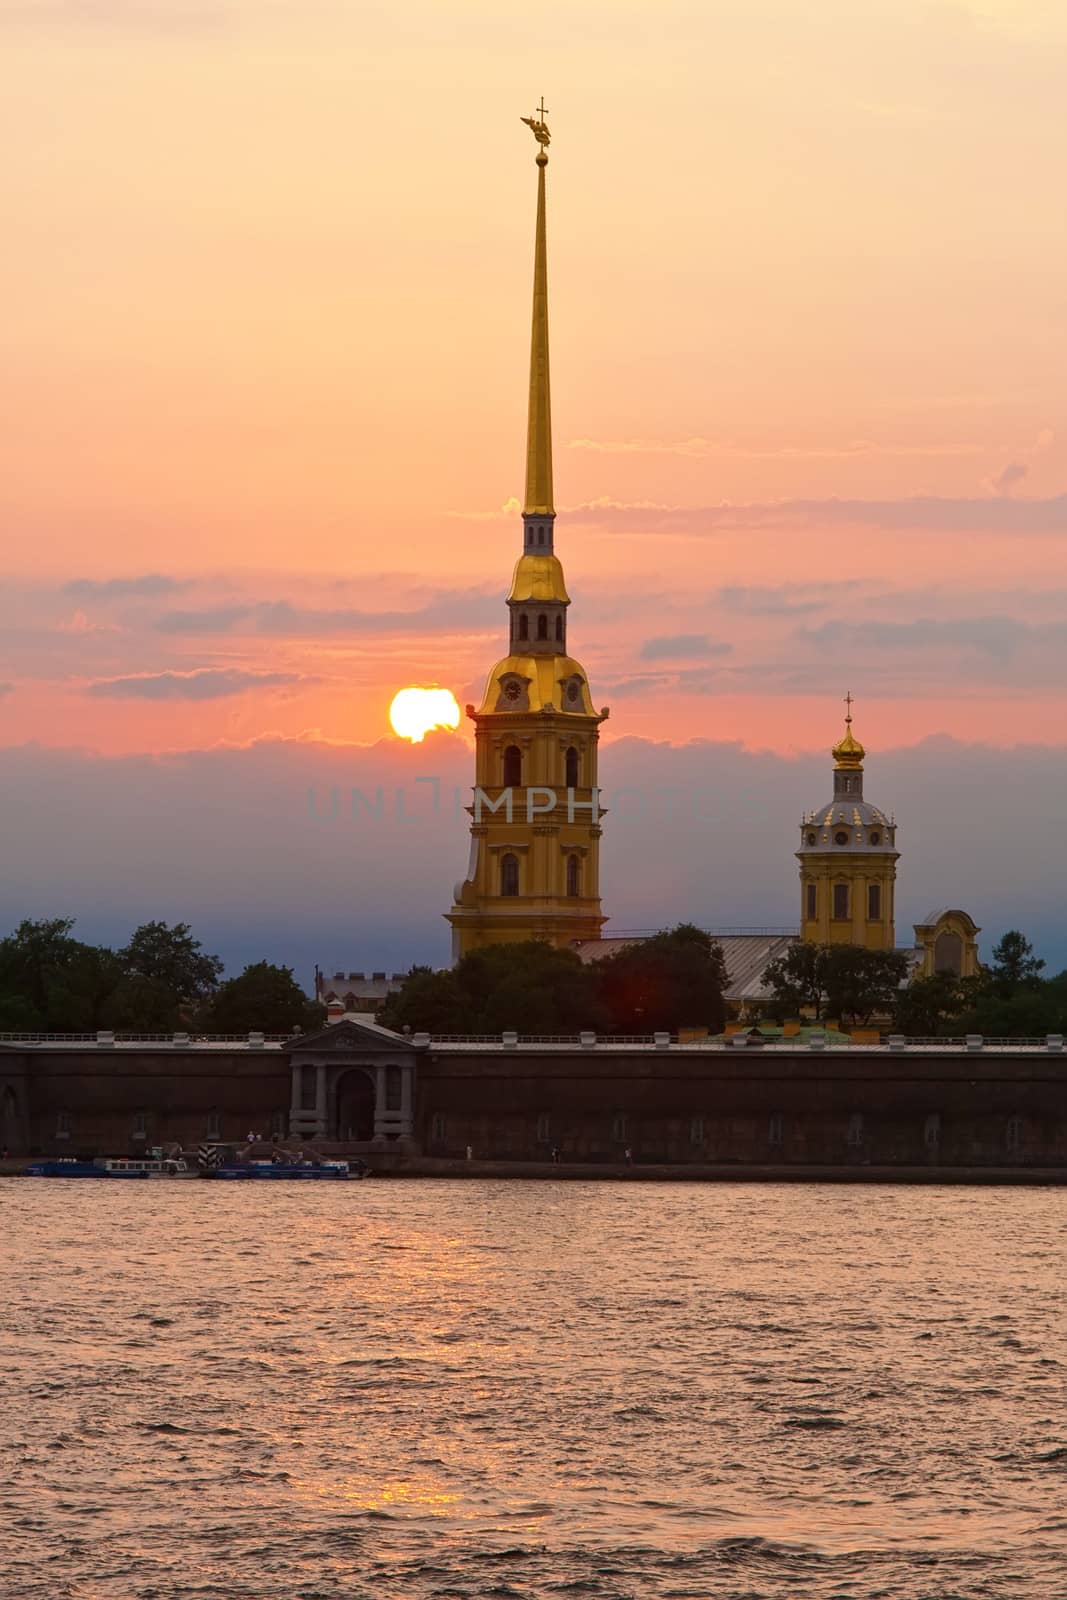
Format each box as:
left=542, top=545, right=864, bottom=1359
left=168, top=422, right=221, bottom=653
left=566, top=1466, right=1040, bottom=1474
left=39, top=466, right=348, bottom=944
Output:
left=833, top=689, right=866, bottom=769
left=522, top=98, right=554, bottom=517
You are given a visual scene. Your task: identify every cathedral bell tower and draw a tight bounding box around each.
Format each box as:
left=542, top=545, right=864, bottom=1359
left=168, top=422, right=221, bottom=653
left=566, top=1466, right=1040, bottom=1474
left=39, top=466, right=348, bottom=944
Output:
left=797, top=698, right=899, bottom=950
left=446, top=107, right=608, bottom=960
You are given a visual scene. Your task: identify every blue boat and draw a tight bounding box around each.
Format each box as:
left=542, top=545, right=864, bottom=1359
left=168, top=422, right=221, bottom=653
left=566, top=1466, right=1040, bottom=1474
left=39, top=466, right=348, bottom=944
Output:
left=24, top=1159, right=150, bottom=1179
left=201, top=1159, right=364, bottom=1181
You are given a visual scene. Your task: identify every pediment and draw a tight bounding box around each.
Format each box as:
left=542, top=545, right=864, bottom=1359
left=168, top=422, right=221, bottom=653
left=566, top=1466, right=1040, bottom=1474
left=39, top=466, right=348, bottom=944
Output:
left=286, top=1018, right=417, bottom=1057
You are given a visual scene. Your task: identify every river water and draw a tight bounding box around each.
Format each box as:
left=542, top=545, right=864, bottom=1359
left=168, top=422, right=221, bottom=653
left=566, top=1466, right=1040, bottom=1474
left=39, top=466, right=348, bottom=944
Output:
left=2, top=1178, right=1064, bottom=1598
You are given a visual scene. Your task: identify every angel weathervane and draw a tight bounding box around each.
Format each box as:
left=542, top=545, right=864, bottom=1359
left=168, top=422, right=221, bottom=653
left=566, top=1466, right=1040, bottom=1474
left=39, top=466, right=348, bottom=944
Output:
left=521, top=96, right=551, bottom=150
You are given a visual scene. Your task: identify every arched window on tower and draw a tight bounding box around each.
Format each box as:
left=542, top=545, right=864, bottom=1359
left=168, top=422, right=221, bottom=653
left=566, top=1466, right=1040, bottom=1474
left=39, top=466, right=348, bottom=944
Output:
left=565, top=746, right=579, bottom=788
left=566, top=854, right=580, bottom=897
left=806, top=882, right=817, bottom=920
left=833, top=883, right=849, bottom=920
left=555, top=615, right=563, bottom=642
left=537, top=614, right=548, bottom=640
left=503, top=745, right=522, bottom=786
left=867, top=883, right=882, bottom=920
left=538, top=527, right=545, bottom=545
left=518, top=614, right=528, bottom=641
left=501, top=853, right=519, bottom=897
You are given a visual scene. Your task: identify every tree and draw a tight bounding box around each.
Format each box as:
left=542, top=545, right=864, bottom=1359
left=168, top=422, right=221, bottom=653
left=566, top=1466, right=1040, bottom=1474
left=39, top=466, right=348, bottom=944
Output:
left=988, top=930, right=1045, bottom=998
left=594, top=924, right=728, bottom=1034
left=953, top=968, right=1067, bottom=1039
left=762, top=942, right=828, bottom=1022
left=894, top=971, right=971, bottom=1036
left=378, top=967, right=468, bottom=1035
left=762, top=942, right=910, bottom=1028
left=201, top=962, right=324, bottom=1034
left=0, top=917, right=118, bottom=1030
left=463, top=942, right=606, bottom=1035
left=823, top=945, right=911, bottom=1026
left=379, top=944, right=604, bottom=1036
left=115, top=921, right=223, bottom=1028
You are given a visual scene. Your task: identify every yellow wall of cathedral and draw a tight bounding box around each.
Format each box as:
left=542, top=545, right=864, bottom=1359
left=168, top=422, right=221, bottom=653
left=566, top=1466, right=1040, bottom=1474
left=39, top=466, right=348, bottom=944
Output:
left=446, top=708, right=606, bottom=959
left=798, top=854, right=897, bottom=950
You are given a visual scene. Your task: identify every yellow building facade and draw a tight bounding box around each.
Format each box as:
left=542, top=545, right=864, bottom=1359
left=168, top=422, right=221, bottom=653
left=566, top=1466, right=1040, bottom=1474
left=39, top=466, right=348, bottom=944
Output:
left=797, top=706, right=899, bottom=950
left=446, top=116, right=608, bottom=960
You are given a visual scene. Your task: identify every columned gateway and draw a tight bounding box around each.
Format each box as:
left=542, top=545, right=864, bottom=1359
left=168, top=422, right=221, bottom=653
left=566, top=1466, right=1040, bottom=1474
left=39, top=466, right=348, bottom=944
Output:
left=287, top=1020, right=418, bottom=1147
left=446, top=107, right=608, bottom=960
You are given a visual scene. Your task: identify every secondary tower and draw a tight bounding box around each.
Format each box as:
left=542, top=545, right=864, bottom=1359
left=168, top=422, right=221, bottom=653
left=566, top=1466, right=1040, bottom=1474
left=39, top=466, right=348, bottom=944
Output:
left=797, top=698, right=899, bottom=949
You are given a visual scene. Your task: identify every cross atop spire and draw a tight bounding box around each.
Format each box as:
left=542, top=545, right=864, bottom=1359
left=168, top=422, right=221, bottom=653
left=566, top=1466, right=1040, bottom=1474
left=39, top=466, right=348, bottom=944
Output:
left=833, top=692, right=865, bottom=770
left=520, top=99, right=551, bottom=157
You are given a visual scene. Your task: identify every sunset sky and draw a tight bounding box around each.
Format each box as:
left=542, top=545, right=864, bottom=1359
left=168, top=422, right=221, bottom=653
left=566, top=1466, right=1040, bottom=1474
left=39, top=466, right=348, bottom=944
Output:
left=2, top=0, right=1066, bottom=971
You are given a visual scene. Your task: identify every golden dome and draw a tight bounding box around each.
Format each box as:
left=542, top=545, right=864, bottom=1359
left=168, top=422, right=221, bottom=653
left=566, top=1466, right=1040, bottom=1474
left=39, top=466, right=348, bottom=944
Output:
left=833, top=712, right=865, bottom=770
left=478, top=653, right=594, bottom=715
left=507, top=553, right=570, bottom=604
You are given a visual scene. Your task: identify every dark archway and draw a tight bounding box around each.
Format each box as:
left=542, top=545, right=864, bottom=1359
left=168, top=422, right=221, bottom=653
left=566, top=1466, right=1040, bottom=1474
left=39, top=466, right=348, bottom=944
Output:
left=501, top=853, right=520, bottom=896
left=334, top=1069, right=376, bottom=1141
left=934, top=930, right=963, bottom=975
left=503, top=745, right=522, bottom=786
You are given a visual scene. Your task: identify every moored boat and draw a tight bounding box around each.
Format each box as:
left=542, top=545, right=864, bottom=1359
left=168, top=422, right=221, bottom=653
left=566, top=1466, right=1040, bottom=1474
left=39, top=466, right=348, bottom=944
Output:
left=200, top=1158, right=365, bottom=1181
left=24, top=1159, right=151, bottom=1179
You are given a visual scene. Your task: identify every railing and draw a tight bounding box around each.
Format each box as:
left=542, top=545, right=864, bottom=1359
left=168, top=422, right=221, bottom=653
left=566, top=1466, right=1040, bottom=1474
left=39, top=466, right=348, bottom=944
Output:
left=0, top=1031, right=296, bottom=1045
left=1, top=1030, right=1063, bottom=1054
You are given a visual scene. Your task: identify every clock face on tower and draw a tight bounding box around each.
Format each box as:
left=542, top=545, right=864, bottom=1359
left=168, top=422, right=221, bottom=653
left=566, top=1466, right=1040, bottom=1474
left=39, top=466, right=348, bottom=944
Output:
left=504, top=680, right=522, bottom=702
left=566, top=679, right=581, bottom=705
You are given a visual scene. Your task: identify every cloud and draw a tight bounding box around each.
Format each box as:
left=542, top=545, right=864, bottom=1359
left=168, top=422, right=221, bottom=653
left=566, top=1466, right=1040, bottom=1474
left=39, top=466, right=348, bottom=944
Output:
left=717, top=583, right=864, bottom=617
left=55, top=610, right=121, bottom=635
left=64, top=574, right=185, bottom=598
left=988, top=461, right=1028, bottom=497
left=566, top=494, right=1067, bottom=535
left=599, top=675, right=673, bottom=698
left=799, top=615, right=1067, bottom=665
left=84, top=668, right=306, bottom=700
left=640, top=633, right=731, bottom=661
left=156, top=594, right=500, bottom=637
left=566, top=437, right=983, bottom=461
left=445, top=498, right=522, bottom=523
left=0, top=733, right=1065, bottom=976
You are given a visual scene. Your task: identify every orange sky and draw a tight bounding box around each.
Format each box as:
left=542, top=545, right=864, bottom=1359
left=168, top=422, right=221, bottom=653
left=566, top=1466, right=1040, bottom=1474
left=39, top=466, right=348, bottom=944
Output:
left=2, top=0, right=1066, bottom=760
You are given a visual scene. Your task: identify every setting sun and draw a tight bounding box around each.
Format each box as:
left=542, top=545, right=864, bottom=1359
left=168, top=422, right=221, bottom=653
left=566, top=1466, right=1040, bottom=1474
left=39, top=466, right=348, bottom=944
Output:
left=389, top=686, right=461, bottom=743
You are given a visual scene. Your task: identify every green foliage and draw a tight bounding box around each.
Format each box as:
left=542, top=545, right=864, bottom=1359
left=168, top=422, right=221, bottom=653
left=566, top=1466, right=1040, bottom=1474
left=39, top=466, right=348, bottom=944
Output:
left=894, top=971, right=974, bottom=1036
left=378, top=967, right=469, bottom=1035
left=0, top=918, right=119, bottom=1030
left=201, top=962, right=325, bottom=1035
left=762, top=942, right=827, bottom=1022
left=380, top=942, right=605, bottom=1036
left=988, top=930, right=1046, bottom=997
left=118, top=921, right=223, bottom=1007
left=824, top=945, right=911, bottom=1026
left=0, top=916, right=274, bottom=1034
left=763, top=942, right=910, bottom=1027
left=953, top=969, right=1067, bottom=1038
left=379, top=925, right=729, bottom=1037
left=594, top=923, right=728, bottom=1034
